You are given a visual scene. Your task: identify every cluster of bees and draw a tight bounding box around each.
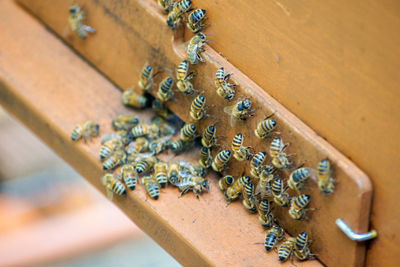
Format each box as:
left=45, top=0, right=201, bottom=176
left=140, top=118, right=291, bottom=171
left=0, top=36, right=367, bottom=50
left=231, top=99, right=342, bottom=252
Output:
left=69, top=1, right=338, bottom=263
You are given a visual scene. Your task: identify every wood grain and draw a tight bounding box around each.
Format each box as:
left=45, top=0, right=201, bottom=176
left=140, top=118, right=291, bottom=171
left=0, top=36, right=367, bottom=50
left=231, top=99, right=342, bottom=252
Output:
left=13, top=0, right=377, bottom=266
left=0, top=1, right=323, bottom=266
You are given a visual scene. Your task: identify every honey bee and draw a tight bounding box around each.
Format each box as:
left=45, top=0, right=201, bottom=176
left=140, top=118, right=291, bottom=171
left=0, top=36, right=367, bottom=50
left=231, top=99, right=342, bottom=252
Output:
left=168, top=163, right=180, bottom=184
left=170, top=139, right=185, bottom=153
left=157, top=77, right=174, bottom=102
left=101, top=173, right=126, bottom=200
left=135, top=156, right=157, bottom=174
left=100, top=138, right=124, bottom=160
left=173, top=175, right=209, bottom=198
left=103, top=149, right=126, bottom=170
left=122, top=89, right=148, bottom=109
left=158, top=0, right=174, bottom=13
left=112, top=115, right=140, bottom=131
left=264, top=225, right=285, bottom=252
left=138, top=64, right=155, bottom=92
left=186, top=9, right=207, bottom=33
left=152, top=99, right=173, bottom=120
left=126, top=151, right=154, bottom=164
left=231, top=133, right=252, bottom=161
left=121, top=163, right=138, bottom=190
left=250, top=152, right=267, bottom=177
left=166, top=0, right=192, bottom=29
left=178, top=161, right=206, bottom=177
left=288, top=167, right=311, bottom=193
left=225, top=175, right=250, bottom=202
left=295, top=232, right=310, bottom=251
left=199, top=146, right=212, bottom=168
left=155, top=162, right=168, bottom=188
left=176, top=60, right=196, bottom=95
left=142, top=174, right=161, bottom=200
left=149, top=135, right=172, bottom=154
left=215, top=67, right=236, bottom=101
left=293, top=233, right=315, bottom=261
left=71, top=121, right=99, bottom=142
left=317, top=159, right=335, bottom=194
left=218, top=175, right=234, bottom=191
left=269, top=137, right=292, bottom=169
left=289, top=194, right=311, bottom=220
left=180, top=123, right=197, bottom=141
left=271, top=178, right=290, bottom=207
left=254, top=117, right=277, bottom=139
left=242, top=180, right=257, bottom=213
left=126, top=137, right=149, bottom=154
left=187, top=33, right=207, bottom=65
left=278, top=239, right=295, bottom=262
left=201, top=124, right=216, bottom=148
left=131, top=124, right=160, bottom=139
left=257, top=199, right=274, bottom=229
left=294, top=246, right=315, bottom=261
left=256, top=165, right=276, bottom=199
left=224, top=97, right=255, bottom=127
left=190, top=95, right=207, bottom=121
left=68, top=5, right=95, bottom=39
left=101, top=130, right=129, bottom=145
left=211, top=150, right=232, bottom=172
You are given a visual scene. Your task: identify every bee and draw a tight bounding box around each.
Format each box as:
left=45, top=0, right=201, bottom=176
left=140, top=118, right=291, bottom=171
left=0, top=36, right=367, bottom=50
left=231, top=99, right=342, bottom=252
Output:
left=317, top=159, right=335, bottom=194
left=218, top=175, right=234, bottom=191
left=101, top=173, right=126, bottom=200
left=242, top=180, right=257, bottom=213
left=112, top=115, right=140, bottom=131
left=250, top=152, right=267, bottom=177
left=215, top=67, right=236, bottom=101
left=225, top=175, right=250, bottom=202
left=178, top=161, right=206, bottom=177
left=264, top=225, right=285, bottom=252
left=257, top=199, right=274, bottom=228
left=269, top=137, right=292, bottom=169
left=135, top=156, right=157, bottom=174
left=190, top=95, right=207, bottom=121
left=211, top=150, right=232, bottom=172
left=166, top=0, right=192, bottom=29
left=289, top=194, right=311, bottom=220
left=295, top=232, right=310, bottom=251
left=131, top=124, right=160, bottom=139
left=149, top=135, right=172, bottom=154
left=180, top=123, right=197, bottom=141
left=101, top=130, right=129, bottom=145
left=103, top=149, right=126, bottom=170
left=199, top=146, right=212, bottom=168
left=201, top=124, right=216, bottom=148
left=271, top=178, right=290, bottom=207
left=278, top=239, right=296, bottom=262
left=224, top=97, right=255, bottom=127
left=170, top=139, right=185, bottom=153
left=152, top=99, right=173, bottom=120
left=254, top=117, right=277, bottom=139
left=71, top=121, right=100, bottom=142
left=142, top=175, right=160, bottom=200
left=138, top=64, right=155, bottom=92
left=121, top=163, right=138, bottom=190
left=155, top=162, right=168, bottom=188
left=288, top=167, right=311, bottom=193
left=173, top=175, right=209, bottom=198
left=158, top=0, right=174, bottom=13
left=168, top=163, right=180, bottom=184
left=100, top=138, right=124, bottom=160
left=122, top=89, right=148, bottom=109
left=186, top=9, right=206, bottom=33
left=231, top=133, right=252, bottom=161
left=68, top=5, right=95, bottom=39
left=126, top=151, right=154, bottom=164
left=126, top=137, right=149, bottom=154
left=187, top=33, right=207, bottom=65
left=157, top=77, right=174, bottom=102
left=176, top=60, right=196, bottom=95
left=293, top=246, right=315, bottom=261
left=258, top=165, right=277, bottom=188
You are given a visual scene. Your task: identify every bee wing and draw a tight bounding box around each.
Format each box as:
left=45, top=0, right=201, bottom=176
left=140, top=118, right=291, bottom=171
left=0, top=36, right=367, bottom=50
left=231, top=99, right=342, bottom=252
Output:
left=106, top=187, right=114, bottom=201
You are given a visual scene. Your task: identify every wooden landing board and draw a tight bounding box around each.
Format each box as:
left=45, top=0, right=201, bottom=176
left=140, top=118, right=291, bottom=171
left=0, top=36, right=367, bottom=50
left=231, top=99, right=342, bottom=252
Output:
left=15, top=0, right=374, bottom=266
left=0, top=1, right=322, bottom=266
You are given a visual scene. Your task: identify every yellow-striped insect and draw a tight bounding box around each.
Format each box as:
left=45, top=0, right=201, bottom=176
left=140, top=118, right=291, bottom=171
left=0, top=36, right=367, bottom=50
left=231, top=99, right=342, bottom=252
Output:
left=122, top=89, right=148, bottom=109
left=215, top=67, right=236, bottom=100
left=254, top=117, right=277, bottom=139
left=176, top=60, right=196, bottom=95
left=211, top=150, right=231, bottom=172
left=112, top=115, right=139, bottom=131
left=218, top=175, right=235, bottom=191
left=138, top=64, right=155, bottom=92
left=68, top=5, right=95, bottom=39
left=71, top=121, right=99, bottom=142
left=199, top=146, right=212, bottom=168
left=231, top=133, right=252, bottom=161
left=157, top=77, right=174, bottom=102
left=187, top=33, right=207, bottom=64
left=121, top=163, right=138, bottom=190
left=155, top=162, right=168, bottom=188
left=103, top=149, right=126, bottom=170
left=317, top=159, right=335, bottom=194
left=101, top=173, right=126, bottom=200
left=180, top=123, right=197, bottom=142
left=289, top=194, right=311, bottom=220
left=142, top=174, right=161, bottom=200
left=187, top=9, right=207, bottom=33
left=201, top=124, right=216, bottom=148
left=224, top=97, right=255, bottom=127
left=288, top=167, right=310, bottom=193
left=190, top=95, right=207, bottom=121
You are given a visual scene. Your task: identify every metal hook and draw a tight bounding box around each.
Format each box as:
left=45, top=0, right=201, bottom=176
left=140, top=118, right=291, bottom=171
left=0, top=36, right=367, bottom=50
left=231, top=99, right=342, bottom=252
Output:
left=336, top=218, right=378, bottom=242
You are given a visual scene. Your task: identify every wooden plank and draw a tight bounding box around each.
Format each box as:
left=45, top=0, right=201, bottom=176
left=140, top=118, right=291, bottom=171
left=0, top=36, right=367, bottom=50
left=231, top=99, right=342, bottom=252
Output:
left=14, top=0, right=374, bottom=266
left=0, top=1, right=323, bottom=266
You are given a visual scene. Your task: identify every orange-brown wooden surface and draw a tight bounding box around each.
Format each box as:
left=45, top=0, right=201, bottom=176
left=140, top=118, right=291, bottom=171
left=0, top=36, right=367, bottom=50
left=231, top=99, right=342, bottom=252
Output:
left=0, top=1, right=324, bottom=266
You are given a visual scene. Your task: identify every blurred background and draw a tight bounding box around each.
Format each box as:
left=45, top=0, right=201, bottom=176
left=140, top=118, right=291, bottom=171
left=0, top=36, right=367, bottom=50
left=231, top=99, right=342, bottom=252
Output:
left=0, top=107, right=179, bottom=267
